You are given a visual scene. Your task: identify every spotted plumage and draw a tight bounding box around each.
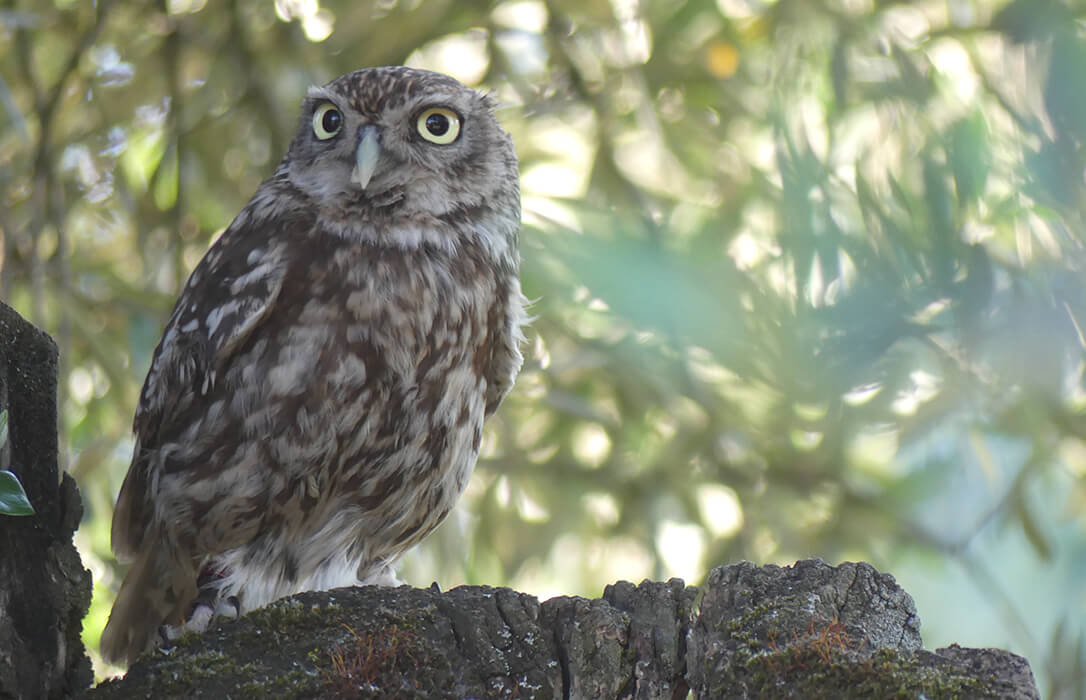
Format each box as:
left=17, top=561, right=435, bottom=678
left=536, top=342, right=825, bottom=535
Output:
left=101, top=66, right=525, bottom=667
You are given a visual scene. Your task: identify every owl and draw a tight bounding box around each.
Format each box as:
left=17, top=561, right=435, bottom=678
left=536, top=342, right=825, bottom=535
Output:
left=100, top=66, right=526, bottom=667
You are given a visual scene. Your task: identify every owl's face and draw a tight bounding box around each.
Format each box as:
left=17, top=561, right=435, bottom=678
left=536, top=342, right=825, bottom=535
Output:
left=283, top=67, right=517, bottom=230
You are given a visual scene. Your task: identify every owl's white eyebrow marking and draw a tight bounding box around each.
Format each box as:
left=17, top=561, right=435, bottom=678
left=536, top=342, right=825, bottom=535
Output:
left=306, top=86, right=336, bottom=102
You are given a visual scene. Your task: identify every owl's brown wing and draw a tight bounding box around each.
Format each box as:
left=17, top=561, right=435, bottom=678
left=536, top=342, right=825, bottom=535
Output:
left=111, top=209, right=304, bottom=560
left=482, top=273, right=528, bottom=417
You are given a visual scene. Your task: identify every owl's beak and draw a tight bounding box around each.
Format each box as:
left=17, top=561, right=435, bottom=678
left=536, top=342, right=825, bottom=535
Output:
left=351, top=125, right=380, bottom=191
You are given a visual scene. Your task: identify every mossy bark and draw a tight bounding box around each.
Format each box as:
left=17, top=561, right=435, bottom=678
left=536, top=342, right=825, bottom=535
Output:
left=89, top=560, right=1038, bottom=699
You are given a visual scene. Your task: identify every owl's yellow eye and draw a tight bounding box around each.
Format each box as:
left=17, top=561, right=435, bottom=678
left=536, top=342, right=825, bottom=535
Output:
left=416, top=107, right=461, bottom=145
left=312, top=103, right=343, bottom=140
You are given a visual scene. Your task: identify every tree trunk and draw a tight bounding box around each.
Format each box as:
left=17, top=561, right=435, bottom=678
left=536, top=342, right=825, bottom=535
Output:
left=0, top=301, right=93, bottom=700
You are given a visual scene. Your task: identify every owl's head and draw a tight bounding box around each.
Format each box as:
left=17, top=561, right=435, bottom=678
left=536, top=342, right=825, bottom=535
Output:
left=280, top=66, right=519, bottom=255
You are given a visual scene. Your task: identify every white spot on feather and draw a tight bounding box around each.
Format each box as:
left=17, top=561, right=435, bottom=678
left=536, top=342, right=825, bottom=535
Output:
left=267, top=355, right=310, bottom=396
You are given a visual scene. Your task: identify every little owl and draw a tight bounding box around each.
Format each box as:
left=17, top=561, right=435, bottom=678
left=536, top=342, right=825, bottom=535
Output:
left=100, top=66, right=526, bottom=666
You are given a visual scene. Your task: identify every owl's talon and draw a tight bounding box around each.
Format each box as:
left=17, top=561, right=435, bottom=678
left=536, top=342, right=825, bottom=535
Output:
left=429, top=581, right=442, bottom=594
left=219, top=595, right=242, bottom=620
left=158, top=624, right=177, bottom=647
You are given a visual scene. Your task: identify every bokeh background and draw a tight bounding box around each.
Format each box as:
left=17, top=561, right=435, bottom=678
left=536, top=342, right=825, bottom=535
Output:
left=3, top=0, right=1086, bottom=693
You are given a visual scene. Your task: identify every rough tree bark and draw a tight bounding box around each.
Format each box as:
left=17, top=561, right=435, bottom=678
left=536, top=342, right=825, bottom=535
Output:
left=88, top=559, right=1039, bottom=699
left=0, top=301, right=93, bottom=700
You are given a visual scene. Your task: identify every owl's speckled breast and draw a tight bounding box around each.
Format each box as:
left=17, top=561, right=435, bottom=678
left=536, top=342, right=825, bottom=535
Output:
left=203, top=232, right=497, bottom=611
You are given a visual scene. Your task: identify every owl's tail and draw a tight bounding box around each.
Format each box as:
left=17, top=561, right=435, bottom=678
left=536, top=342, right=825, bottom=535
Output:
left=100, top=545, right=197, bottom=667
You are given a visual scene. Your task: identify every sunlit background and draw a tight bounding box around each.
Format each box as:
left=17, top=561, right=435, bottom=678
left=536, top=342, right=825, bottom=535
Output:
left=2, top=0, right=1085, bottom=694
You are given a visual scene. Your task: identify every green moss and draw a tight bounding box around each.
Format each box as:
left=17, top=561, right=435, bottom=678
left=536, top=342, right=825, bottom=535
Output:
left=235, top=668, right=320, bottom=699
left=137, top=649, right=251, bottom=696
left=696, top=608, right=999, bottom=699
left=734, top=644, right=989, bottom=698
left=244, top=598, right=347, bottom=633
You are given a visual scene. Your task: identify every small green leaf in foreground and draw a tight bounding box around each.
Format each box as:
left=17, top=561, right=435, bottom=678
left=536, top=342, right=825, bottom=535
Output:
left=0, top=470, right=34, bottom=516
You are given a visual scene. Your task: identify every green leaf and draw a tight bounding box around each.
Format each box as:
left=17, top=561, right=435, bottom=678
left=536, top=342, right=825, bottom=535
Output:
left=830, top=36, right=849, bottom=109
left=949, top=112, right=991, bottom=204
left=1045, top=33, right=1086, bottom=145
left=0, top=470, right=34, bottom=517
left=0, top=409, right=7, bottom=448
left=119, top=126, right=167, bottom=194
left=1015, top=489, right=1052, bottom=562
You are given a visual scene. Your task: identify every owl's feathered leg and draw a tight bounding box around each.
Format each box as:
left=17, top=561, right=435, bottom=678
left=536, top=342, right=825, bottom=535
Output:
left=192, top=564, right=237, bottom=615
left=361, top=559, right=403, bottom=587
left=159, top=564, right=242, bottom=644
left=100, top=545, right=197, bottom=667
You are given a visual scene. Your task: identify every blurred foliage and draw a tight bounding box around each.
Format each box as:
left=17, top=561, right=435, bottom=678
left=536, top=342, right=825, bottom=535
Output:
left=2, top=0, right=1086, bottom=693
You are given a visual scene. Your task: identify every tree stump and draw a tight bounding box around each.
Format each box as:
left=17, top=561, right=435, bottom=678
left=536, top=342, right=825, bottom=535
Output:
left=88, top=560, right=1039, bottom=699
